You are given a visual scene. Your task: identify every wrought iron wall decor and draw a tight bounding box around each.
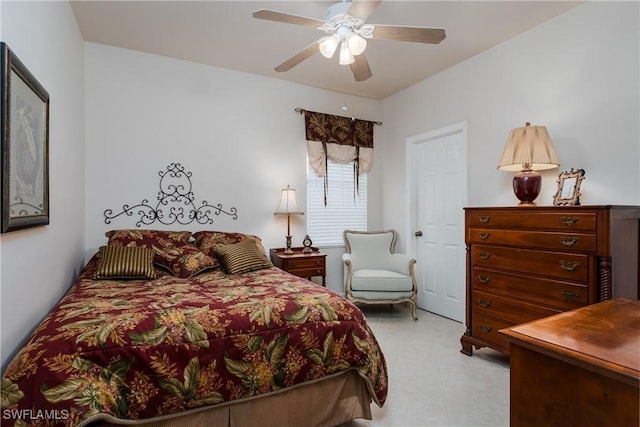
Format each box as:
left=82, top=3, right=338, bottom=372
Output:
left=104, top=163, right=238, bottom=227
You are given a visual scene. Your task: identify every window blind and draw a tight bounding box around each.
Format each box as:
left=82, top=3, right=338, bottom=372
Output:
left=307, top=159, right=367, bottom=247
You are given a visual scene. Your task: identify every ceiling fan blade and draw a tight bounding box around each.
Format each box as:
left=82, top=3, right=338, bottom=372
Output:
left=253, top=9, right=325, bottom=28
left=347, top=0, right=382, bottom=20
left=373, top=25, right=446, bottom=44
left=350, top=54, right=373, bottom=82
left=275, top=41, right=320, bottom=72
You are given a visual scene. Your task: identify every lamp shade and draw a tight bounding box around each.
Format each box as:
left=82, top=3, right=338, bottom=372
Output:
left=339, top=41, right=355, bottom=65
left=346, top=32, right=367, bottom=56
left=319, top=35, right=340, bottom=59
left=497, top=123, right=561, bottom=171
left=274, top=185, right=304, bottom=216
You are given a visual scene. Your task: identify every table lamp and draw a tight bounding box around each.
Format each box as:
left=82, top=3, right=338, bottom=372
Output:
left=274, top=185, right=304, bottom=254
left=497, top=123, right=560, bottom=206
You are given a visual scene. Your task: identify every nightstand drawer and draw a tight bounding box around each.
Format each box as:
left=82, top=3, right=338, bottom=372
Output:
left=472, top=245, right=590, bottom=282
left=468, top=228, right=597, bottom=252
left=287, top=259, right=325, bottom=270
left=467, top=211, right=597, bottom=231
left=473, top=290, right=562, bottom=325
left=289, top=267, right=325, bottom=278
left=473, top=267, right=589, bottom=310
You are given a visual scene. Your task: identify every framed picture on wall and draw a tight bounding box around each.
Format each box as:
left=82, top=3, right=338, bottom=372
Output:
left=1, top=42, right=50, bottom=233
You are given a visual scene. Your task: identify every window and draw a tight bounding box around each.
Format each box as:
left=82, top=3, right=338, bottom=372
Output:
left=306, top=159, right=367, bottom=247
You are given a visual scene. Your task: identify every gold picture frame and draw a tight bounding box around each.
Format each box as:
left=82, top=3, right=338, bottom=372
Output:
left=553, top=168, right=585, bottom=206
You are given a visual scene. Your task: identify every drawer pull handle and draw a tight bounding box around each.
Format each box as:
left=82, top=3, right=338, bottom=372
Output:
left=478, top=251, right=491, bottom=260
left=560, top=237, right=579, bottom=246
left=479, top=233, right=490, bottom=240
left=560, top=216, right=579, bottom=226
left=479, top=216, right=491, bottom=223
left=560, top=289, right=580, bottom=302
left=477, top=275, right=491, bottom=283
left=560, top=260, right=581, bottom=271
left=477, top=298, right=492, bottom=308
left=479, top=324, right=492, bottom=333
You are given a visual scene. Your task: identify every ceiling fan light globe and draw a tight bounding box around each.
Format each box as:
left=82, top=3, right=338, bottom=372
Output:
left=319, top=35, right=340, bottom=58
left=346, top=32, right=367, bottom=55
left=339, top=42, right=355, bottom=65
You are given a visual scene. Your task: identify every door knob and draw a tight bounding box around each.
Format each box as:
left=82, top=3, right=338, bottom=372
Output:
left=415, top=231, right=423, bottom=237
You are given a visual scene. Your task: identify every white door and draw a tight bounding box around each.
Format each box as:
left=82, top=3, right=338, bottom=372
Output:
left=408, top=123, right=467, bottom=322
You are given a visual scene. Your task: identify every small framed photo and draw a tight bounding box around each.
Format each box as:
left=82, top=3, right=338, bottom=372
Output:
left=1, top=42, right=50, bottom=233
left=553, top=169, right=585, bottom=206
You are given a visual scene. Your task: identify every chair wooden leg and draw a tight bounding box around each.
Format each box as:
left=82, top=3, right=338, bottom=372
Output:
left=410, top=301, right=418, bottom=321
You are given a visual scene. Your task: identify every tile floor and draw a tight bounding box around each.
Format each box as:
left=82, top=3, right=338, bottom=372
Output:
left=342, top=304, right=510, bottom=427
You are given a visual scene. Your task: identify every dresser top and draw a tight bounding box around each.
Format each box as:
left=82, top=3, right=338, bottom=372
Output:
left=501, top=298, right=640, bottom=385
left=465, top=205, right=640, bottom=210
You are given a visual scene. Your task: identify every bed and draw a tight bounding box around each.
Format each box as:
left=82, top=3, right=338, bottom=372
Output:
left=1, top=230, right=387, bottom=427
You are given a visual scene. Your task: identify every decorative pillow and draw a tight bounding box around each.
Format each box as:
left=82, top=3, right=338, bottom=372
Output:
left=106, top=229, right=192, bottom=246
left=106, top=229, right=219, bottom=278
left=215, top=239, right=273, bottom=274
left=193, top=231, right=268, bottom=259
left=94, top=245, right=157, bottom=280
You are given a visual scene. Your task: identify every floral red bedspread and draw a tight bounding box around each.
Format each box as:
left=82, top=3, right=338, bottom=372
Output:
left=1, top=258, right=387, bottom=426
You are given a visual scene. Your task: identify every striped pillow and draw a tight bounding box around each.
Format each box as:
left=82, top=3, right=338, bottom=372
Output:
left=215, top=239, right=273, bottom=274
left=94, top=245, right=157, bottom=280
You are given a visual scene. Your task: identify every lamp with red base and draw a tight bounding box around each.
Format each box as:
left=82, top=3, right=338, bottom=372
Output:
left=497, top=123, right=561, bottom=206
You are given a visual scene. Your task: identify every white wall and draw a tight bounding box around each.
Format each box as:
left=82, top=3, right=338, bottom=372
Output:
left=0, top=1, right=85, bottom=370
left=381, top=1, right=639, bottom=251
left=83, top=43, right=383, bottom=295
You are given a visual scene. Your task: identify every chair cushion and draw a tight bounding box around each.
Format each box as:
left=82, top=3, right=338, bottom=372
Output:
left=351, top=269, right=413, bottom=292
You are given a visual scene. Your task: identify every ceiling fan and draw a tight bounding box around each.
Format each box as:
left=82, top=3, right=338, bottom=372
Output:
left=252, top=0, right=446, bottom=82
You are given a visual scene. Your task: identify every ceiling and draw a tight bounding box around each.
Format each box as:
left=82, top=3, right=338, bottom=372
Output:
left=70, top=1, right=581, bottom=100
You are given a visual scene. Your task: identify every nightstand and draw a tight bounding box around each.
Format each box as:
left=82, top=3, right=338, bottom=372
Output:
left=270, top=247, right=326, bottom=286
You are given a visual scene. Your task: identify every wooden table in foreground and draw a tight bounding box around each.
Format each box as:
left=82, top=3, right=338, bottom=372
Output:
left=500, top=298, right=639, bottom=427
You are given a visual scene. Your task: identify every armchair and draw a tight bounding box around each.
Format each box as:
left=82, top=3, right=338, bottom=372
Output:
left=342, top=229, right=418, bottom=320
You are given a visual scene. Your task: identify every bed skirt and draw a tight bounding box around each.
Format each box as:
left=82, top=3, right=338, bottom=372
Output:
left=88, top=369, right=372, bottom=427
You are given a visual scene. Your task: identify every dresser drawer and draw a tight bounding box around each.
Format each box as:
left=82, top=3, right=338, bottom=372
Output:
left=472, top=245, right=590, bottom=282
left=467, top=210, right=597, bottom=231
left=473, top=267, right=589, bottom=310
left=471, top=313, right=513, bottom=353
left=468, top=228, right=597, bottom=252
left=473, top=290, right=563, bottom=325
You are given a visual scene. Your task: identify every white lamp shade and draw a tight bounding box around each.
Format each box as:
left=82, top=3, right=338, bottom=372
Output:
left=346, top=33, right=367, bottom=56
left=319, top=35, right=340, bottom=59
left=274, top=185, right=304, bottom=215
left=497, top=123, right=561, bottom=171
left=339, top=41, right=355, bottom=65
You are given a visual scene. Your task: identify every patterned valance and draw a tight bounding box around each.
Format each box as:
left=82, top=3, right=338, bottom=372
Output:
left=299, top=109, right=378, bottom=205
left=302, top=109, right=375, bottom=148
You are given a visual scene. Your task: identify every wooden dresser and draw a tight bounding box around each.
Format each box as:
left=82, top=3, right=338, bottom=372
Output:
left=501, top=298, right=639, bottom=427
left=460, top=205, right=640, bottom=355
